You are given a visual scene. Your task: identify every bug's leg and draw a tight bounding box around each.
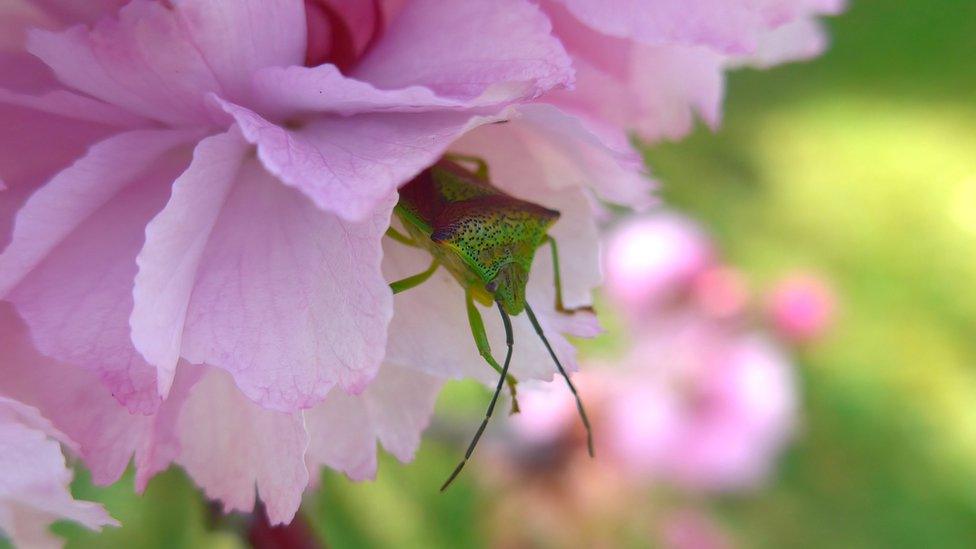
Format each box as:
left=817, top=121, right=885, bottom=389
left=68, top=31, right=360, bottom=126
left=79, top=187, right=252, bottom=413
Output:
left=385, top=226, right=419, bottom=247
left=546, top=236, right=595, bottom=315
left=389, top=259, right=439, bottom=294
left=445, top=153, right=490, bottom=181
left=442, top=300, right=515, bottom=491
left=465, top=289, right=519, bottom=413
left=524, top=303, right=595, bottom=458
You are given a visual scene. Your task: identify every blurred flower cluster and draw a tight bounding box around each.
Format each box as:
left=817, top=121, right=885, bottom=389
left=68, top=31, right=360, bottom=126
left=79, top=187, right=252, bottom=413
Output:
left=0, top=0, right=839, bottom=544
left=490, top=212, right=837, bottom=547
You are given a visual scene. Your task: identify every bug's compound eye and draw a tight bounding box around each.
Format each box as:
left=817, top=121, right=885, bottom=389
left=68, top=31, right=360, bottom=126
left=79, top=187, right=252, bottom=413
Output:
left=485, top=280, right=499, bottom=293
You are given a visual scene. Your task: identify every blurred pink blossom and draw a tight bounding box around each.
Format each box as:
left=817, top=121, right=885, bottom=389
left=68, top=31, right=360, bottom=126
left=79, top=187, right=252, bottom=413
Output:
left=0, top=395, right=116, bottom=548
left=606, top=317, right=797, bottom=491
left=511, top=371, right=612, bottom=446
left=660, top=509, right=732, bottom=549
left=513, top=315, right=797, bottom=492
left=605, top=213, right=714, bottom=318
left=766, top=272, right=838, bottom=343
left=691, top=266, right=751, bottom=320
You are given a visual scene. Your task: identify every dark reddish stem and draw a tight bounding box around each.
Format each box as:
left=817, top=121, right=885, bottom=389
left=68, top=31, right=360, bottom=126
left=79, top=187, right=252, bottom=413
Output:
left=247, top=501, right=323, bottom=549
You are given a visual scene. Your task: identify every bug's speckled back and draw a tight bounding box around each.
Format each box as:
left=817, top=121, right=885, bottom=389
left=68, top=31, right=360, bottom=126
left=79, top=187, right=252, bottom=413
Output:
left=395, top=160, right=559, bottom=314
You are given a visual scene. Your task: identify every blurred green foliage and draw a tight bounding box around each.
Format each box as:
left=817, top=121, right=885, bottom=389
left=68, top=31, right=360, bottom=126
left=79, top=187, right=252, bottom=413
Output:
left=648, top=1, right=976, bottom=547
left=22, top=0, right=976, bottom=547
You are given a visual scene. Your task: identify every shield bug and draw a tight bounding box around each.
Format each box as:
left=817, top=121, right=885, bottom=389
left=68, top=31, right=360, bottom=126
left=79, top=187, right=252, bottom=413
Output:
left=387, top=155, right=594, bottom=490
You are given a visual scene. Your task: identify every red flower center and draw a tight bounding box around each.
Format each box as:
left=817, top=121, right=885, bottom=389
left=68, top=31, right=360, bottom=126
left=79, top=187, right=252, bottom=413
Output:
left=303, top=0, right=384, bottom=72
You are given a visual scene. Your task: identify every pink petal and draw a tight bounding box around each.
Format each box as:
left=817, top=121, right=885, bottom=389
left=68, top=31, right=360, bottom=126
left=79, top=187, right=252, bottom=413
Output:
left=0, top=50, right=60, bottom=94
left=548, top=0, right=789, bottom=54
left=0, top=102, right=118, bottom=250
left=554, top=44, right=725, bottom=142
left=455, top=102, right=653, bottom=212
left=540, top=0, right=728, bottom=141
left=165, top=0, right=306, bottom=107
left=174, top=152, right=394, bottom=411
left=305, top=388, right=376, bottom=482
left=29, top=0, right=128, bottom=26
left=353, top=0, right=573, bottom=101
left=0, top=48, right=131, bottom=253
left=0, top=87, right=149, bottom=128
left=733, top=17, right=829, bottom=69
left=0, top=129, right=195, bottom=413
left=0, top=0, right=127, bottom=54
left=0, top=396, right=76, bottom=454
left=132, top=365, right=202, bottom=492
left=25, top=0, right=305, bottom=126
left=0, top=303, right=190, bottom=488
left=217, top=97, right=505, bottom=222
left=177, top=366, right=309, bottom=526
left=132, top=129, right=249, bottom=398
left=0, top=1, right=54, bottom=52
left=26, top=2, right=220, bottom=126
left=305, top=363, right=443, bottom=480
left=0, top=398, right=117, bottom=548
left=252, top=64, right=483, bottom=119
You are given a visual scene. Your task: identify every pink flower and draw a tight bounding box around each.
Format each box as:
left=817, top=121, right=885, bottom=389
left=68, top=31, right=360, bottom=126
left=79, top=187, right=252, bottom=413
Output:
left=606, top=316, right=797, bottom=491
left=511, top=371, right=610, bottom=446
left=0, top=0, right=840, bottom=528
left=766, top=272, right=838, bottom=343
left=1, top=0, right=576, bottom=415
left=604, top=213, right=714, bottom=319
left=0, top=0, right=633, bottom=524
left=0, top=395, right=117, bottom=548
left=511, top=316, right=796, bottom=493
left=660, top=509, right=732, bottom=549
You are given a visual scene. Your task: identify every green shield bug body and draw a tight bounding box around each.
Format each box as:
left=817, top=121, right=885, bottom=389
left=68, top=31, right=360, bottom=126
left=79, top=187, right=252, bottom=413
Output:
left=387, top=156, right=594, bottom=490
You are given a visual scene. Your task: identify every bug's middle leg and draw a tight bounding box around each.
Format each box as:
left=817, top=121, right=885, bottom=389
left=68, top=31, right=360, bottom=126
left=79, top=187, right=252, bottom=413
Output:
left=546, top=235, right=595, bottom=315
left=465, top=288, right=519, bottom=413
left=389, top=259, right=439, bottom=294
left=385, top=225, right=420, bottom=247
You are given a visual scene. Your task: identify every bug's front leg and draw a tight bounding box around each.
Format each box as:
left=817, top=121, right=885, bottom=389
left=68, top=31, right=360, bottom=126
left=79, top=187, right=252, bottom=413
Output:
left=546, top=236, right=595, bottom=315
left=465, top=288, right=519, bottom=413
left=445, top=153, right=490, bottom=181
left=441, top=301, right=515, bottom=491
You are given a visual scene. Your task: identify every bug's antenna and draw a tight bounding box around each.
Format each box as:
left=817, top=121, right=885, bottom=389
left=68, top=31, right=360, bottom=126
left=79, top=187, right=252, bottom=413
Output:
left=523, top=303, right=594, bottom=458
left=441, top=301, right=515, bottom=491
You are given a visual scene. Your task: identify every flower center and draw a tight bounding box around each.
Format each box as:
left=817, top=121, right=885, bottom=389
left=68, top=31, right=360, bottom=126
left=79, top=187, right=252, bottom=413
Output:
left=304, top=0, right=383, bottom=72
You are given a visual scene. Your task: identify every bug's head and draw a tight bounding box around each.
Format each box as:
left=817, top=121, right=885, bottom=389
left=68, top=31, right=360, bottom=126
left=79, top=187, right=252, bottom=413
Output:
left=486, top=263, right=528, bottom=316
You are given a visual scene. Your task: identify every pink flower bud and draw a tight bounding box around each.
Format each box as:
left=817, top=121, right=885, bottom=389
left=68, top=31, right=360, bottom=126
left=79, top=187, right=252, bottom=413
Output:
left=767, top=273, right=838, bottom=343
